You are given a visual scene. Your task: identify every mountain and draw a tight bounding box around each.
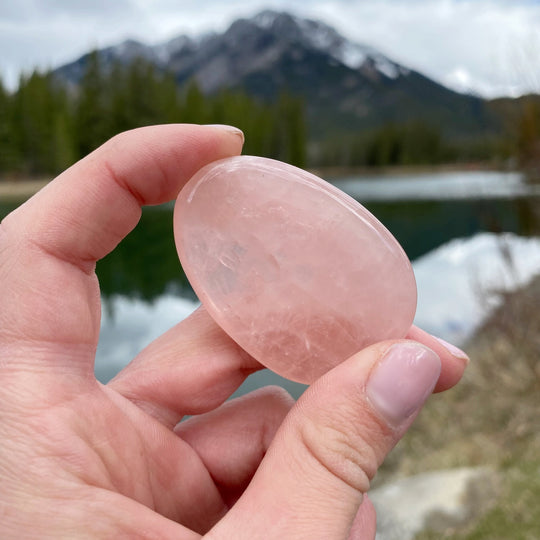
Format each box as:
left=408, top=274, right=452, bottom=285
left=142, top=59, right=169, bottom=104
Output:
left=54, top=10, right=499, bottom=141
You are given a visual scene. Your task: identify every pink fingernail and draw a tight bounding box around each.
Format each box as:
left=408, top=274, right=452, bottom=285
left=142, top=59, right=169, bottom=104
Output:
left=205, top=124, right=245, bottom=143
left=434, top=336, right=470, bottom=364
left=366, top=343, right=441, bottom=427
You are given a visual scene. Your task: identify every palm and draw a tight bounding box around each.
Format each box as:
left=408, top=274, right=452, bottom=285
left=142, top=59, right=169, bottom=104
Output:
left=3, top=274, right=273, bottom=537
left=2, top=239, right=271, bottom=535
left=0, top=126, right=267, bottom=537
left=0, top=126, right=466, bottom=540
left=21, top=362, right=228, bottom=535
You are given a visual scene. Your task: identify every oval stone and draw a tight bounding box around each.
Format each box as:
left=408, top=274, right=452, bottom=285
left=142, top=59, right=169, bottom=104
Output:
left=174, top=156, right=417, bottom=383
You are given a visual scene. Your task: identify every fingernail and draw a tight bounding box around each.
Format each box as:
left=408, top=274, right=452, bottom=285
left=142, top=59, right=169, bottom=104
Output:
left=205, top=124, right=245, bottom=143
left=366, top=343, right=441, bottom=427
left=434, top=336, right=470, bottom=364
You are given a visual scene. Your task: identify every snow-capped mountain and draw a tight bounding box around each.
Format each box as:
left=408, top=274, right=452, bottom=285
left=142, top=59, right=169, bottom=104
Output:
left=54, top=10, right=496, bottom=138
left=69, top=10, right=409, bottom=89
left=252, top=10, right=409, bottom=78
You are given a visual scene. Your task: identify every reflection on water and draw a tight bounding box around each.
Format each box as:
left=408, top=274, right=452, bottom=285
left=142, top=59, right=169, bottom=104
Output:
left=365, top=197, right=539, bottom=260
left=1, top=170, right=539, bottom=301
left=96, top=201, right=195, bottom=303
left=1, top=169, right=539, bottom=390
left=92, top=170, right=540, bottom=295
left=94, top=232, right=540, bottom=395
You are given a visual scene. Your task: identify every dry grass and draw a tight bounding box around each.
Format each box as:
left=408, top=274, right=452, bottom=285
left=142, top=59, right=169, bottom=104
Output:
left=375, top=273, right=540, bottom=538
left=391, top=274, right=540, bottom=473
left=415, top=462, right=540, bottom=539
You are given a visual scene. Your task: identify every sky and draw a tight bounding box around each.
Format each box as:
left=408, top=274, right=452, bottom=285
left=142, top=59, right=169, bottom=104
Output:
left=1, top=0, right=540, bottom=98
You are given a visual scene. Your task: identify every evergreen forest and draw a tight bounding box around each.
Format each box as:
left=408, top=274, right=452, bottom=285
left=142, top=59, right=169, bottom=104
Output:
left=0, top=52, right=306, bottom=178
left=1, top=51, right=539, bottom=178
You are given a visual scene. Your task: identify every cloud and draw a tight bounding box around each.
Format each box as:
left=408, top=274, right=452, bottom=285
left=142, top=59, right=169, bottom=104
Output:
left=0, top=0, right=135, bottom=21
left=302, top=0, right=540, bottom=96
left=1, top=0, right=539, bottom=96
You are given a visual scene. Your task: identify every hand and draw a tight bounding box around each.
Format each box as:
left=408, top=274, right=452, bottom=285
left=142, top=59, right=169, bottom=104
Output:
left=0, top=124, right=468, bottom=539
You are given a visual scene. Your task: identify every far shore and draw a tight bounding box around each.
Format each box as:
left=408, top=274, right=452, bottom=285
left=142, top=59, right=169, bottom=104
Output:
left=310, top=161, right=510, bottom=179
left=0, top=162, right=510, bottom=203
left=0, top=178, right=51, bottom=201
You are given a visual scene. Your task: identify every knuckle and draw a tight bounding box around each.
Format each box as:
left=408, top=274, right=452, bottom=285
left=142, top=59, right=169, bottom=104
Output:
left=251, top=385, right=295, bottom=448
left=297, top=405, right=381, bottom=494
left=257, top=385, right=295, bottom=411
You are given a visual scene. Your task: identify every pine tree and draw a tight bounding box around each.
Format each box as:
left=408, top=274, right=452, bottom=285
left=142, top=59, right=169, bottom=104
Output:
left=280, top=93, right=306, bottom=167
left=0, top=76, right=17, bottom=175
left=0, top=56, right=309, bottom=177
left=181, top=80, right=207, bottom=124
left=9, top=71, right=70, bottom=174
left=518, top=99, right=540, bottom=171
left=52, top=111, right=77, bottom=172
left=74, top=51, right=111, bottom=156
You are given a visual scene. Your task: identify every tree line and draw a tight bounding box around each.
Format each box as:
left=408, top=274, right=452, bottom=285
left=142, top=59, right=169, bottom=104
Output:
left=1, top=51, right=535, bottom=178
left=0, top=52, right=306, bottom=178
left=312, top=121, right=514, bottom=168
left=516, top=97, right=540, bottom=177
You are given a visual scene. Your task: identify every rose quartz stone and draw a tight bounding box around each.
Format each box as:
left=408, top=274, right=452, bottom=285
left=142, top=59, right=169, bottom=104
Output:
left=174, top=156, right=417, bottom=383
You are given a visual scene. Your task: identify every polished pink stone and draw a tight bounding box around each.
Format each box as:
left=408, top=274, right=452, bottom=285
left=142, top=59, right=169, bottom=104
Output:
left=174, top=156, right=417, bottom=383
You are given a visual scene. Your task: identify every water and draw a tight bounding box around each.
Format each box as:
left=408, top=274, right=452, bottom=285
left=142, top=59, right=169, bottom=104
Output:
left=1, top=169, right=539, bottom=395
left=332, top=170, right=540, bottom=202
left=333, top=170, right=540, bottom=261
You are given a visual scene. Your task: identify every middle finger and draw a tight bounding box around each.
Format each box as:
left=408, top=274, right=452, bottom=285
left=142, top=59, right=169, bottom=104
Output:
left=175, top=386, right=294, bottom=507
left=108, top=306, right=263, bottom=427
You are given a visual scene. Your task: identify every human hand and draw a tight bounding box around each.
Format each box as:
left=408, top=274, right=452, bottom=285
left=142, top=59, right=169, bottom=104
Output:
left=0, top=124, right=468, bottom=539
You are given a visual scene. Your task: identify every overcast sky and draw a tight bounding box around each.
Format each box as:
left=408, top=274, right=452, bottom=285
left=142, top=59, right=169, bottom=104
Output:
left=1, top=0, right=540, bottom=97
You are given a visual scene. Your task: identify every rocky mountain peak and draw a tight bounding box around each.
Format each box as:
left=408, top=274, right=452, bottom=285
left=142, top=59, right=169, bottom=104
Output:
left=52, top=9, right=492, bottom=139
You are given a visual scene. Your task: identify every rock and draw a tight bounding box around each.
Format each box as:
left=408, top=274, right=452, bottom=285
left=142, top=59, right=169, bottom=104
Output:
left=174, top=156, right=416, bottom=383
left=370, top=467, right=498, bottom=540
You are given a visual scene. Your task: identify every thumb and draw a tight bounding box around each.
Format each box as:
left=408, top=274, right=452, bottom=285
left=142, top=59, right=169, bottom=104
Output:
left=207, top=340, right=441, bottom=540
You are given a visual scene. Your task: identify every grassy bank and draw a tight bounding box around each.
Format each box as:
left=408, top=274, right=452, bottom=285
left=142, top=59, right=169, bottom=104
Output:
left=378, top=274, right=540, bottom=538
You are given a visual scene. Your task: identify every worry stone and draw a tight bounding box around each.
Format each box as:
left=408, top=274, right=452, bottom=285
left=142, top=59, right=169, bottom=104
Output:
left=174, top=156, right=417, bottom=383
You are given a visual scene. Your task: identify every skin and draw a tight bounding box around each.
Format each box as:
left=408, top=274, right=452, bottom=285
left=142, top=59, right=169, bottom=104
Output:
left=0, top=124, right=467, bottom=539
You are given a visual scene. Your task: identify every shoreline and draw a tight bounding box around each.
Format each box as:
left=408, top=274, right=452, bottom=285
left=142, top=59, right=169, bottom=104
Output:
left=0, top=178, right=51, bottom=201
left=0, top=162, right=514, bottom=202
left=310, top=161, right=510, bottom=179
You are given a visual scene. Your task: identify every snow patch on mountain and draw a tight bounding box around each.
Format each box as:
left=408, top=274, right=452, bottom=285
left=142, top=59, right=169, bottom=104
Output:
left=249, top=10, right=407, bottom=79
left=152, top=35, right=194, bottom=65
left=107, top=39, right=159, bottom=64
left=165, top=9, right=408, bottom=81
left=375, top=57, right=400, bottom=79
left=338, top=41, right=368, bottom=69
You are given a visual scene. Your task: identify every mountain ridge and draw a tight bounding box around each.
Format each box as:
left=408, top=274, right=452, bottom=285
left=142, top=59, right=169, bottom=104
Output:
left=53, top=10, right=500, bottom=141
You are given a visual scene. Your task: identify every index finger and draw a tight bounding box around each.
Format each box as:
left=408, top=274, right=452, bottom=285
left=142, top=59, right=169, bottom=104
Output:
left=0, top=124, right=244, bottom=350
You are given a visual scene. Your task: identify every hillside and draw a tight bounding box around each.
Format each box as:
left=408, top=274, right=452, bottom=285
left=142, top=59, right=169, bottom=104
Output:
left=53, top=10, right=501, bottom=142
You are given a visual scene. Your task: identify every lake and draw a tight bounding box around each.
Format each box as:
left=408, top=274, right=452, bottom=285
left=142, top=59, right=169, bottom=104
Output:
left=1, top=168, right=539, bottom=397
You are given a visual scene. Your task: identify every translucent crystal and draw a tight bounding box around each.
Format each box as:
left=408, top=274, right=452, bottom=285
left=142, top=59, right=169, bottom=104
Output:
left=174, top=156, right=417, bottom=383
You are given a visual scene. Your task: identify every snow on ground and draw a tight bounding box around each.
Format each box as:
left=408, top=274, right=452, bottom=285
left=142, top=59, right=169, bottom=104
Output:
left=95, top=232, right=540, bottom=381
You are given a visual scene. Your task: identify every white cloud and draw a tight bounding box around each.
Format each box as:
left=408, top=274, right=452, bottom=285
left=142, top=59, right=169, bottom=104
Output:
left=304, top=0, right=540, bottom=97
left=0, top=0, right=145, bottom=88
left=1, top=0, right=540, bottom=97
